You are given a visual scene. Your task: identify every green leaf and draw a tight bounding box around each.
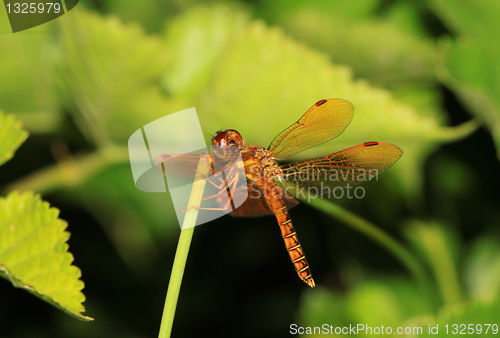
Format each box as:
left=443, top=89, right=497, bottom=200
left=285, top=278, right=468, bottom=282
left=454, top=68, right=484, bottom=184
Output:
left=257, top=1, right=437, bottom=87
left=299, top=279, right=434, bottom=334
left=383, top=1, right=430, bottom=38
left=103, top=0, right=177, bottom=33
left=298, top=287, right=350, bottom=327
left=0, top=13, right=61, bottom=133
left=431, top=0, right=500, bottom=159
left=0, top=191, right=92, bottom=321
left=418, top=299, right=500, bottom=337
left=258, top=0, right=382, bottom=24
left=346, top=279, right=432, bottom=329
left=463, top=237, right=500, bottom=302
left=430, top=0, right=500, bottom=38
left=57, top=8, right=189, bottom=145
left=162, top=5, right=249, bottom=100
left=0, top=111, right=28, bottom=166
left=405, top=220, right=463, bottom=305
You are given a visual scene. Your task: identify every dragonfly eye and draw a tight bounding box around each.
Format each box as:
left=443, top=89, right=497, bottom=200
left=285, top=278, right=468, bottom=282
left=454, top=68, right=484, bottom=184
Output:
left=212, top=131, right=226, bottom=145
left=212, top=131, right=229, bottom=158
left=226, top=129, right=243, bottom=149
left=211, top=129, right=243, bottom=158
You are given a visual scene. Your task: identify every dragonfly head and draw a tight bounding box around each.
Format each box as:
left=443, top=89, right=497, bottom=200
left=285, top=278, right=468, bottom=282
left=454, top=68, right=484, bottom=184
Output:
left=211, top=129, right=244, bottom=159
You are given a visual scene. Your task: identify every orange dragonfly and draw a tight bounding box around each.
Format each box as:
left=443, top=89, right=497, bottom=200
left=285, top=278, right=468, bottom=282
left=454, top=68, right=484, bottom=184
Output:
left=156, top=99, right=402, bottom=287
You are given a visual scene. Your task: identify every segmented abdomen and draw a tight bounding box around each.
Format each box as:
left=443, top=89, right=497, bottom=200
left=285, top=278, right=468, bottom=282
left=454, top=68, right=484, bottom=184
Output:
left=266, top=185, right=315, bottom=287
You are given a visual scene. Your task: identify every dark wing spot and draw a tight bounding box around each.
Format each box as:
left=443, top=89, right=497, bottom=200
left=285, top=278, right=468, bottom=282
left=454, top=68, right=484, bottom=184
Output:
left=363, top=142, right=379, bottom=147
left=315, top=99, right=328, bottom=106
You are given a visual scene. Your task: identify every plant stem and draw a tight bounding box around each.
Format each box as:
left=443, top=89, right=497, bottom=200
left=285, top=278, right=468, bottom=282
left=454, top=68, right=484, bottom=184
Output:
left=306, top=198, right=436, bottom=306
left=1, top=146, right=129, bottom=195
left=406, top=221, right=463, bottom=305
left=158, top=154, right=210, bottom=338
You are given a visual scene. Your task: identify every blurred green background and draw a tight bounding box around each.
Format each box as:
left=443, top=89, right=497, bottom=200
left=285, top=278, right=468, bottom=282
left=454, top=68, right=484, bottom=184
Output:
left=1, top=0, right=500, bottom=337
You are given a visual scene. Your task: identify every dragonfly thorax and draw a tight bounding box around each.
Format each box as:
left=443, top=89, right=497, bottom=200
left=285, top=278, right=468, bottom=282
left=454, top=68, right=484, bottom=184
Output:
left=243, top=147, right=282, bottom=182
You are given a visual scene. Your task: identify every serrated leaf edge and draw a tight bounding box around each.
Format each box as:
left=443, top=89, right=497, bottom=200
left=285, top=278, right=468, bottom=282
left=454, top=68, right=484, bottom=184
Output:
left=0, top=191, right=93, bottom=321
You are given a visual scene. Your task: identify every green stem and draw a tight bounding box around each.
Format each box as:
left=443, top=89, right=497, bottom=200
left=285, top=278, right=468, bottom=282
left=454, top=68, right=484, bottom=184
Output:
left=306, top=198, right=436, bottom=305
left=157, top=227, right=194, bottom=338
left=407, top=221, right=463, bottom=305
left=158, top=154, right=210, bottom=338
left=1, top=146, right=129, bottom=195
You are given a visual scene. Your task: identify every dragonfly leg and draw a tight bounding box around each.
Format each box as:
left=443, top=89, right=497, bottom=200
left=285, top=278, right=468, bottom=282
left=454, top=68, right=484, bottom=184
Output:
left=203, top=175, right=226, bottom=189
left=201, top=185, right=229, bottom=201
left=201, top=167, right=241, bottom=201
left=196, top=164, right=239, bottom=190
left=181, top=170, right=241, bottom=212
left=180, top=195, right=233, bottom=212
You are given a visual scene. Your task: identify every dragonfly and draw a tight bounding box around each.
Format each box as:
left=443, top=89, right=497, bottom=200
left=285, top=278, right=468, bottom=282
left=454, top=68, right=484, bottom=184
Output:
left=156, top=99, right=402, bottom=287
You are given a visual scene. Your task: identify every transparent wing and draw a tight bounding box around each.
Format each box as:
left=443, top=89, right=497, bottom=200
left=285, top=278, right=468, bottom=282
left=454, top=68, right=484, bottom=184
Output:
left=268, top=99, right=354, bottom=160
left=155, top=154, right=210, bottom=179
left=278, top=142, right=403, bottom=196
